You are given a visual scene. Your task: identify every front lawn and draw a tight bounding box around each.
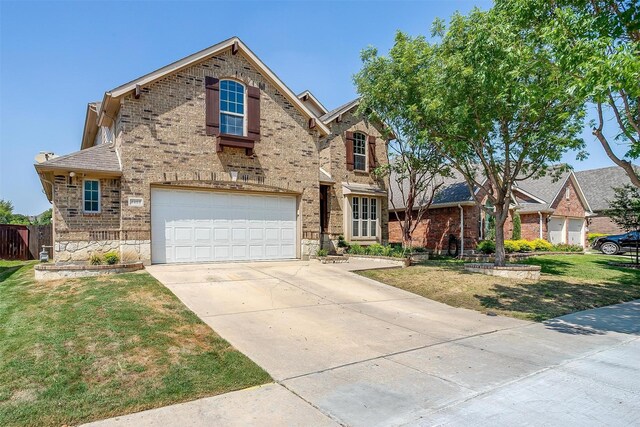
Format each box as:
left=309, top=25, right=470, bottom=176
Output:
left=0, top=261, right=271, bottom=427
left=359, top=254, right=640, bottom=322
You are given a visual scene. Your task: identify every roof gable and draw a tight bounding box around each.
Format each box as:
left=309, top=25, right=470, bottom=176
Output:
left=94, top=37, right=329, bottom=138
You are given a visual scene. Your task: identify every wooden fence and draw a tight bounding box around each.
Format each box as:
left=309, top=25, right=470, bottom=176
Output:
left=0, top=224, right=53, bottom=261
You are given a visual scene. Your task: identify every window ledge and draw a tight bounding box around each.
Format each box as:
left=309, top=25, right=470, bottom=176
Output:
left=217, top=134, right=255, bottom=156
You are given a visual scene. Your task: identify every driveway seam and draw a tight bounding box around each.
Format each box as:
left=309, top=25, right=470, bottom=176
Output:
left=277, top=382, right=348, bottom=427
left=278, top=327, right=519, bottom=382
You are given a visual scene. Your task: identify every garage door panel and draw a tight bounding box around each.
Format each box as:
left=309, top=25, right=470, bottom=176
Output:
left=152, top=188, right=297, bottom=264
left=175, top=246, right=193, bottom=262
left=281, top=244, right=295, bottom=257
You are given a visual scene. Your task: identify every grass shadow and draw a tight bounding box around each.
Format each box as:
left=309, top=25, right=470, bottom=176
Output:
left=0, top=265, right=23, bottom=283
left=475, top=278, right=640, bottom=322
left=518, top=257, right=573, bottom=275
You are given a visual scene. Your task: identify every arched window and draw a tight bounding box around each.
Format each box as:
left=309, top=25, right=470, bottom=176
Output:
left=353, top=132, right=367, bottom=171
left=220, top=80, right=245, bottom=136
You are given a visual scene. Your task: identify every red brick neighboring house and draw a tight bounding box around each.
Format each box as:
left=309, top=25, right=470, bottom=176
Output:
left=389, top=169, right=593, bottom=253
left=575, top=166, right=639, bottom=235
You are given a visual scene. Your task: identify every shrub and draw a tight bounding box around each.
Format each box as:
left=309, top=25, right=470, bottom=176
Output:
left=103, top=251, right=120, bottom=265
left=587, top=233, right=608, bottom=244
left=412, top=246, right=427, bottom=253
left=391, top=248, right=407, bottom=258
left=517, top=239, right=533, bottom=252
left=476, top=240, right=496, bottom=254
left=382, top=245, right=394, bottom=257
left=365, top=243, right=385, bottom=256
left=552, top=244, right=583, bottom=252
left=316, top=248, right=328, bottom=257
left=348, top=243, right=365, bottom=255
left=512, top=212, right=522, bottom=240
left=89, top=253, right=102, bottom=265
left=337, top=235, right=350, bottom=248
left=503, top=240, right=521, bottom=253
left=532, top=238, right=553, bottom=252
left=121, top=249, right=139, bottom=263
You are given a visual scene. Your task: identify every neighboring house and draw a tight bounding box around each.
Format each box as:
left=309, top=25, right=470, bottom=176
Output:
left=575, top=166, right=639, bottom=235
left=389, top=169, right=593, bottom=252
left=34, top=37, right=389, bottom=264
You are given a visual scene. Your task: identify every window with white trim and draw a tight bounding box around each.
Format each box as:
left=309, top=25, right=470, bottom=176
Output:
left=351, top=196, right=378, bottom=238
left=353, top=132, right=367, bottom=171
left=83, top=180, right=100, bottom=213
left=220, top=80, right=245, bottom=136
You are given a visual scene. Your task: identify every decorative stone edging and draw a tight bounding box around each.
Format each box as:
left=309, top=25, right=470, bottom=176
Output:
left=34, top=262, right=144, bottom=281
left=462, top=251, right=584, bottom=262
left=464, top=263, right=541, bottom=281
left=347, top=255, right=410, bottom=267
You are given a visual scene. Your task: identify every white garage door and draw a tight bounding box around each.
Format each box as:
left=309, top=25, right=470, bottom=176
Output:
left=567, top=219, right=584, bottom=247
left=151, top=188, right=297, bottom=264
left=548, top=217, right=565, bottom=244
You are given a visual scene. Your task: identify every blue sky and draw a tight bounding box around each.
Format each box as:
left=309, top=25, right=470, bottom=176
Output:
left=0, top=0, right=624, bottom=215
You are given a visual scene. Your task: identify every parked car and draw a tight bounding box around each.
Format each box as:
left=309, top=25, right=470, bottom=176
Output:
left=592, top=231, right=640, bottom=255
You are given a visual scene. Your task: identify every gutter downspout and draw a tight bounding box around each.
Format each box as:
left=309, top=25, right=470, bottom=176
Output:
left=458, top=204, right=464, bottom=256
left=538, top=212, right=543, bottom=240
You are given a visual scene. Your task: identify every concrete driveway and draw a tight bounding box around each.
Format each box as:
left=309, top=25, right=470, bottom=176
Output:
left=91, top=260, right=640, bottom=426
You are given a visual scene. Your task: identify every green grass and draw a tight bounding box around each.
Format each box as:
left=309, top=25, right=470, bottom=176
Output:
left=360, top=254, right=640, bottom=322
left=0, top=261, right=271, bottom=427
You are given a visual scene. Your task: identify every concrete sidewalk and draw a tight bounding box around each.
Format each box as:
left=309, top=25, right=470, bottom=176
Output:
left=86, top=261, right=640, bottom=426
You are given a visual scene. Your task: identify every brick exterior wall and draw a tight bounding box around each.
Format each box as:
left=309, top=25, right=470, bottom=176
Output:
left=53, top=175, right=121, bottom=236
left=519, top=213, right=548, bottom=240
left=389, top=205, right=480, bottom=253
left=588, top=214, right=625, bottom=235
left=550, top=178, right=586, bottom=218
left=51, top=47, right=388, bottom=263
left=319, top=110, right=388, bottom=246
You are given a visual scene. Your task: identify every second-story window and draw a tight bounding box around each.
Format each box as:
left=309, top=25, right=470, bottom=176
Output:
left=220, top=80, right=245, bottom=136
left=353, top=132, right=367, bottom=171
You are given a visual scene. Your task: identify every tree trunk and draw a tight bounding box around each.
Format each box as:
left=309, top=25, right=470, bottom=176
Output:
left=494, top=205, right=508, bottom=267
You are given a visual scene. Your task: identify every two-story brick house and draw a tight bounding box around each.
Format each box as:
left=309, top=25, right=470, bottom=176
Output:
left=35, top=37, right=389, bottom=264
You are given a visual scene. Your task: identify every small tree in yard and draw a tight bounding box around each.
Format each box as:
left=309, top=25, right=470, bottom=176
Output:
left=512, top=212, right=522, bottom=240
left=355, top=35, right=450, bottom=249
left=607, top=184, right=640, bottom=264
left=418, top=8, right=584, bottom=266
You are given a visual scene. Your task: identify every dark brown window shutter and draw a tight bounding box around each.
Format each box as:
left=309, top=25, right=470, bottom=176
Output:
left=247, top=85, right=261, bottom=141
left=345, top=131, right=355, bottom=171
left=205, top=76, right=220, bottom=136
left=368, top=135, right=377, bottom=169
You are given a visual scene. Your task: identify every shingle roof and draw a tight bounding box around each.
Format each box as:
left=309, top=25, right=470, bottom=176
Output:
left=320, top=98, right=359, bottom=123
left=35, top=143, right=121, bottom=174
left=389, top=168, right=476, bottom=210
left=575, top=165, right=640, bottom=212
left=514, top=169, right=571, bottom=205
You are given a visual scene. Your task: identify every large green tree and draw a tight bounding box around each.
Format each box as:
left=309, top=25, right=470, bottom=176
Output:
left=497, top=0, right=640, bottom=187
left=354, top=34, right=450, bottom=248
left=357, top=9, right=586, bottom=266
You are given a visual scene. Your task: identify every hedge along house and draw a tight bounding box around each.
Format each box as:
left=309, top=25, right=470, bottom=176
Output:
left=388, top=169, right=593, bottom=253
left=35, top=37, right=389, bottom=264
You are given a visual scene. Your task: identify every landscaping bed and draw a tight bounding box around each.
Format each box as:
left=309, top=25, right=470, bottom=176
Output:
left=34, top=262, right=144, bottom=281
left=359, top=254, right=640, bottom=322
left=0, top=261, right=270, bottom=426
